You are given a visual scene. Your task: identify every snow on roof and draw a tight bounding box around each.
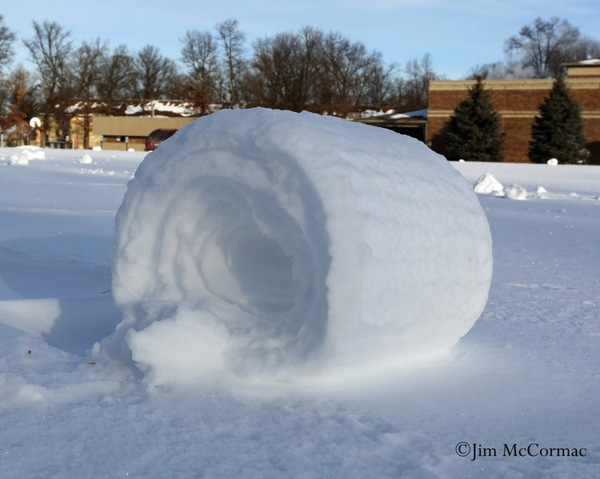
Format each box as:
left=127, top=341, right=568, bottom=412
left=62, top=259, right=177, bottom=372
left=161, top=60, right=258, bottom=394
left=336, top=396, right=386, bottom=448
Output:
left=576, top=58, right=600, bottom=65
left=390, top=108, right=428, bottom=119
left=124, top=104, right=144, bottom=115
left=362, top=109, right=396, bottom=118
left=123, top=101, right=199, bottom=117
left=62, top=100, right=202, bottom=117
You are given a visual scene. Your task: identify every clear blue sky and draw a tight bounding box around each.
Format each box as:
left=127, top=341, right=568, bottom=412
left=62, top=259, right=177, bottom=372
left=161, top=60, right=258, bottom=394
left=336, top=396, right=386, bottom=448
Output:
left=3, top=0, right=600, bottom=79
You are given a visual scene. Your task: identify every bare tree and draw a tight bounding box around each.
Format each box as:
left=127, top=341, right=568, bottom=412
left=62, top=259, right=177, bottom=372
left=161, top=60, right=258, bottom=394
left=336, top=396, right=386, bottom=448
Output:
left=132, top=45, right=178, bottom=115
left=97, top=45, right=135, bottom=114
left=0, top=15, right=15, bottom=72
left=467, top=60, right=533, bottom=80
left=397, top=53, right=438, bottom=110
left=0, top=15, right=16, bottom=138
left=23, top=20, right=73, bottom=144
left=216, top=19, right=246, bottom=105
left=72, top=39, right=108, bottom=148
left=505, top=17, right=600, bottom=78
left=73, top=39, right=107, bottom=98
left=570, top=35, right=600, bottom=63
left=180, top=29, right=219, bottom=114
left=293, top=27, right=324, bottom=108
left=362, top=61, right=397, bottom=105
left=318, top=32, right=382, bottom=105
left=248, top=27, right=322, bottom=110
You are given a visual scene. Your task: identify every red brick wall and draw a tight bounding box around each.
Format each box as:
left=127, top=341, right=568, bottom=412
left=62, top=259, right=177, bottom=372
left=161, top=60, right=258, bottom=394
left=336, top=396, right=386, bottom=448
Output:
left=427, top=79, right=600, bottom=164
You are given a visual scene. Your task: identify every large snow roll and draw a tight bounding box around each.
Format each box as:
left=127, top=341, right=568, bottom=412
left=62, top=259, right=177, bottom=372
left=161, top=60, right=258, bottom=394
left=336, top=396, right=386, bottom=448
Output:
left=111, top=108, right=492, bottom=381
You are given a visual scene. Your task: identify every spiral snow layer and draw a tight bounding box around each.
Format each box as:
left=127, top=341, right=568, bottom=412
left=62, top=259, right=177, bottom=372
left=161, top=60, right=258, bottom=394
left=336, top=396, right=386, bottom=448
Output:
left=111, top=108, right=492, bottom=382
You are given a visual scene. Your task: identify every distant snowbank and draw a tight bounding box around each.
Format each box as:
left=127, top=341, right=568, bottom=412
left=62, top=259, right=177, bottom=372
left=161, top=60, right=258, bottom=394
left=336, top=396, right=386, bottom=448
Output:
left=106, top=108, right=493, bottom=387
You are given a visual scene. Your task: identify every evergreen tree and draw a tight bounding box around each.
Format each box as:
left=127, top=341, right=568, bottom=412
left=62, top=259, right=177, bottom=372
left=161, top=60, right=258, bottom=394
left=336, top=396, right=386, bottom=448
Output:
left=529, top=76, right=589, bottom=164
left=443, top=77, right=504, bottom=162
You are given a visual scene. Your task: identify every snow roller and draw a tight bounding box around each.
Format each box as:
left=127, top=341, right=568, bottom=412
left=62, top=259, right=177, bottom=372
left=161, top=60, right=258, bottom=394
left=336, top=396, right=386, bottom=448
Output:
left=110, top=108, right=492, bottom=382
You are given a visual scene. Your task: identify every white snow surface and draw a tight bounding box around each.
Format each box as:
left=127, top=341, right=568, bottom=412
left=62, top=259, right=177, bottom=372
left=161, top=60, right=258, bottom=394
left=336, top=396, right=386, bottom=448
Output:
left=0, top=142, right=599, bottom=478
left=108, top=108, right=492, bottom=382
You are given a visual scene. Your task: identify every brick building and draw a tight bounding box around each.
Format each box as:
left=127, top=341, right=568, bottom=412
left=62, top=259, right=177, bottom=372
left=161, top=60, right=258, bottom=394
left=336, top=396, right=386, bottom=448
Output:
left=427, top=59, right=600, bottom=164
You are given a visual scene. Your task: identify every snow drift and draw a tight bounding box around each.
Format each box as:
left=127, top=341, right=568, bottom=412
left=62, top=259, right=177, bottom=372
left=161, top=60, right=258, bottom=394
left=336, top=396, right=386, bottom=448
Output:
left=108, top=108, right=492, bottom=384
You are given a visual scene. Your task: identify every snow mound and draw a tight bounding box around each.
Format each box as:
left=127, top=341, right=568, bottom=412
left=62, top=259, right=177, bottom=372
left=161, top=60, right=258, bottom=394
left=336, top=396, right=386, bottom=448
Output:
left=9, top=146, right=45, bottom=166
left=505, top=184, right=528, bottom=200
left=473, top=172, right=505, bottom=196
left=536, top=186, right=548, bottom=197
left=108, top=108, right=493, bottom=385
left=78, top=154, right=93, bottom=164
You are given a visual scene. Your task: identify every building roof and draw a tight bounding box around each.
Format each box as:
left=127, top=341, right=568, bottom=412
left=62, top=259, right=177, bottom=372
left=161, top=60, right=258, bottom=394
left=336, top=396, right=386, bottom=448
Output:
left=562, top=58, right=600, bottom=67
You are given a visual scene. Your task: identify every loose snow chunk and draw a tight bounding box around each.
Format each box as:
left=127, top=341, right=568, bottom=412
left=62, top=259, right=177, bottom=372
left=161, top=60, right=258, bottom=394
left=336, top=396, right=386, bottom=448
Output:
left=536, top=186, right=548, bottom=198
left=9, top=146, right=45, bottom=165
left=505, top=184, right=528, bottom=200
left=78, top=154, right=93, bottom=164
left=547, top=158, right=559, bottom=166
left=473, top=172, right=505, bottom=196
left=109, top=108, right=493, bottom=384
left=127, top=308, right=230, bottom=386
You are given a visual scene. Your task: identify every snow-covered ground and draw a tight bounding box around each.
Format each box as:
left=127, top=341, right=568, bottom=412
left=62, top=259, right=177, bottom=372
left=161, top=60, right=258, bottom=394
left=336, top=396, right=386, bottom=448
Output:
left=0, top=144, right=599, bottom=478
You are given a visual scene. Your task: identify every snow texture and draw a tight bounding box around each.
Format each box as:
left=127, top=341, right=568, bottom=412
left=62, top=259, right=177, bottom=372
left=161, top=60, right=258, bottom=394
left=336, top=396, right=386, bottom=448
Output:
left=108, top=108, right=493, bottom=383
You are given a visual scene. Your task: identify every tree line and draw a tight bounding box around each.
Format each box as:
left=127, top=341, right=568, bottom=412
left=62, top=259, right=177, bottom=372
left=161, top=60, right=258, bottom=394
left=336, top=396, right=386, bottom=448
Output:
left=0, top=14, right=598, bottom=148
left=0, top=16, right=439, bottom=146
left=470, top=17, right=600, bottom=79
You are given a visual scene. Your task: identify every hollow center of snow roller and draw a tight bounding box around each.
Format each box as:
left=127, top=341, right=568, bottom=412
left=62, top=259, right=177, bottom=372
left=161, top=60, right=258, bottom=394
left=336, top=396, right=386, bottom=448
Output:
left=168, top=176, right=320, bottom=335
left=198, top=223, right=296, bottom=314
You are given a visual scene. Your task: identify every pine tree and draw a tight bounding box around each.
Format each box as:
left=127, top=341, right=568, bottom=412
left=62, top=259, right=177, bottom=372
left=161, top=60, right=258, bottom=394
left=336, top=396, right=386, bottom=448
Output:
left=529, top=77, right=589, bottom=164
left=443, top=77, right=504, bottom=162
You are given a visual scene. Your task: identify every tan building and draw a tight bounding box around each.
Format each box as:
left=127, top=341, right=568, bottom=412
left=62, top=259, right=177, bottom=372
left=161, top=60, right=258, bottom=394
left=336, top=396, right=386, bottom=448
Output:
left=23, top=101, right=202, bottom=151
left=427, top=59, right=600, bottom=164
left=86, top=116, right=197, bottom=151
